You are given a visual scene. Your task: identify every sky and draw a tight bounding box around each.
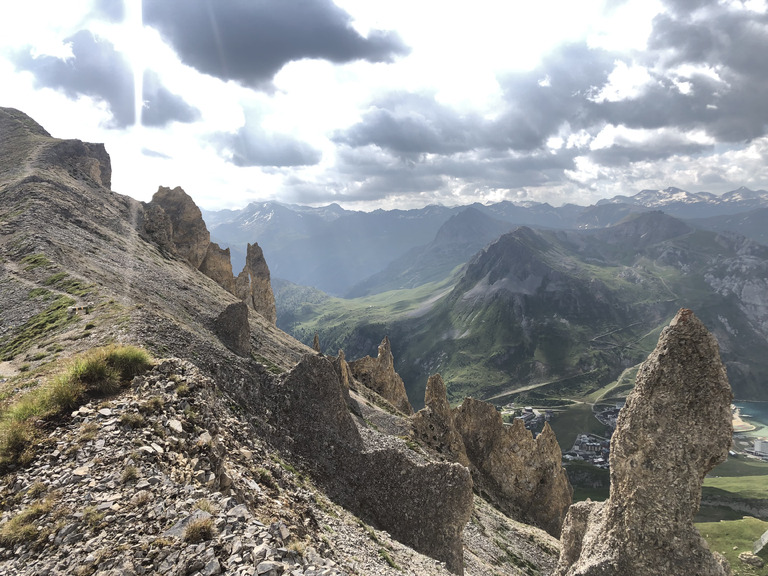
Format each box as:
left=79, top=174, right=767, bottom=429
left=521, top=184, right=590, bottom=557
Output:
left=2, top=0, right=768, bottom=211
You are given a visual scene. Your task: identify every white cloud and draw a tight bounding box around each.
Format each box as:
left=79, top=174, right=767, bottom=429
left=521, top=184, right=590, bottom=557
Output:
left=591, top=60, right=654, bottom=103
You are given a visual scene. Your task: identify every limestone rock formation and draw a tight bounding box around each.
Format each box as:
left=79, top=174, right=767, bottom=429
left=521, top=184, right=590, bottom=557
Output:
left=199, top=242, right=235, bottom=293
left=273, top=355, right=473, bottom=574
left=214, top=302, right=251, bottom=357
left=312, top=332, right=321, bottom=353
left=235, top=242, right=277, bottom=324
left=147, top=186, right=211, bottom=268
left=348, top=336, right=413, bottom=415
left=412, top=374, right=470, bottom=466
left=454, top=398, right=572, bottom=537
left=555, top=309, right=734, bottom=576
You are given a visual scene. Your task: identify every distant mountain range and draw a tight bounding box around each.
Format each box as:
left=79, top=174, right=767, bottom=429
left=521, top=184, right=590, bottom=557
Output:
left=278, top=211, right=768, bottom=406
left=204, top=186, right=768, bottom=297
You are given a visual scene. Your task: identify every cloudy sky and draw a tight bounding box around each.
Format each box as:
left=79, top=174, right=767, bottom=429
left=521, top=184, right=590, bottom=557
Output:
left=2, top=0, right=768, bottom=211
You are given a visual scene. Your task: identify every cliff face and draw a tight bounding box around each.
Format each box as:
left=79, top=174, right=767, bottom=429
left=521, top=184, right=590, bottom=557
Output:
left=349, top=336, right=414, bottom=415
left=199, top=242, right=235, bottom=293
left=555, top=309, right=734, bottom=576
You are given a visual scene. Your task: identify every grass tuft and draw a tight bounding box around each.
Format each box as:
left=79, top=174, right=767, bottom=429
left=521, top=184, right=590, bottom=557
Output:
left=183, top=517, right=215, bottom=543
left=0, top=346, right=152, bottom=471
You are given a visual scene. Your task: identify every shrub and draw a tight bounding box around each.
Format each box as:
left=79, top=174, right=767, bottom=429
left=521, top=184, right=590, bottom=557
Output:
left=183, top=517, right=215, bottom=543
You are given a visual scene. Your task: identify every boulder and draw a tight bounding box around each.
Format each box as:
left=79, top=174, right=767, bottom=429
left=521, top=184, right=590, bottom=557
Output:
left=555, top=309, right=734, bottom=576
left=348, top=337, right=413, bottom=415
left=214, top=302, right=251, bottom=357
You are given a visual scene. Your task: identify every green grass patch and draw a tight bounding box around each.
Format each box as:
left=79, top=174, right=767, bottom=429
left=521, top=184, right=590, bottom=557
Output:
left=43, top=272, right=92, bottom=297
left=27, top=288, right=52, bottom=300
left=703, top=476, right=768, bottom=501
left=0, top=494, right=57, bottom=547
left=20, top=253, right=51, bottom=271
left=0, top=296, right=76, bottom=361
left=696, top=517, right=768, bottom=575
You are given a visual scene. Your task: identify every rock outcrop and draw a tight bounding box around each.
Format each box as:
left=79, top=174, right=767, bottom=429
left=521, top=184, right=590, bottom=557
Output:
left=348, top=337, right=413, bottom=415
left=214, top=302, right=251, bottom=357
left=199, top=242, right=235, bottom=293
left=555, top=309, right=734, bottom=576
left=235, top=242, right=277, bottom=324
left=454, top=398, right=572, bottom=537
left=272, top=355, right=474, bottom=574
left=412, top=377, right=571, bottom=537
left=40, top=139, right=112, bottom=189
left=412, top=374, right=469, bottom=467
left=147, top=186, right=211, bottom=268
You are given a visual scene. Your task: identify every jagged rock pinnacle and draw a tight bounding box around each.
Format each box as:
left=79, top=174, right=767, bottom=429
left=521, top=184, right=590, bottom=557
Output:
left=348, top=336, right=413, bottom=415
left=555, top=308, right=734, bottom=576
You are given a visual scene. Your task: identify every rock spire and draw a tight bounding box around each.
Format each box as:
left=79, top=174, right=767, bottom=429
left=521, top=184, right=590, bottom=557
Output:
left=234, top=242, right=277, bottom=324
left=348, top=336, right=413, bottom=415
left=555, top=309, right=734, bottom=576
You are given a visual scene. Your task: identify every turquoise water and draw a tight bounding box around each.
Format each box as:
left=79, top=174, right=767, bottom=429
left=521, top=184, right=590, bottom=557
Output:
left=734, top=401, right=768, bottom=438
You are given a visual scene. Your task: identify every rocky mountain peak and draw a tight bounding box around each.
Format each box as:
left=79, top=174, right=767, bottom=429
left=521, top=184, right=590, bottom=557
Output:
left=555, top=308, right=734, bottom=576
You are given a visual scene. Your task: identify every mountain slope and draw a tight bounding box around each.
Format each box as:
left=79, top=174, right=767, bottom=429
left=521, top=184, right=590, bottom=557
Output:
left=0, top=107, right=563, bottom=576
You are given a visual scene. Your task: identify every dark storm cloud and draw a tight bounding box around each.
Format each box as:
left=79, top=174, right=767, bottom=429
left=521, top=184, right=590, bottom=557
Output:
left=142, top=71, right=201, bottom=126
left=210, top=113, right=322, bottom=167
left=142, top=0, right=409, bottom=88
left=11, top=30, right=199, bottom=128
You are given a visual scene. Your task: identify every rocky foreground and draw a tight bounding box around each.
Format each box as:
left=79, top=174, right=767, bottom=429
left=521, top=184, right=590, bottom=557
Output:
left=0, top=107, right=743, bottom=576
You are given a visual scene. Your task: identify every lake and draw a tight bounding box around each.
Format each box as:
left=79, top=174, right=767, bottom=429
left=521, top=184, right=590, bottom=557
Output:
left=734, top=401, right=768, bottom=438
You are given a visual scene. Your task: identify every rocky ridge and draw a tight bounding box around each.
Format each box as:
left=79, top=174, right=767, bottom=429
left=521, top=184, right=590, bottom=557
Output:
left=0, top=359, right=462, bottom=576
left=555, top=309, right=734, bottom=576
left=0, top=107, right=561, bottom=576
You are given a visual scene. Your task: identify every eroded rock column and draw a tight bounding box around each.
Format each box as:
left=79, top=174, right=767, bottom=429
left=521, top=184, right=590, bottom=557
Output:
left=555, top=308, right=734, bottom=576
